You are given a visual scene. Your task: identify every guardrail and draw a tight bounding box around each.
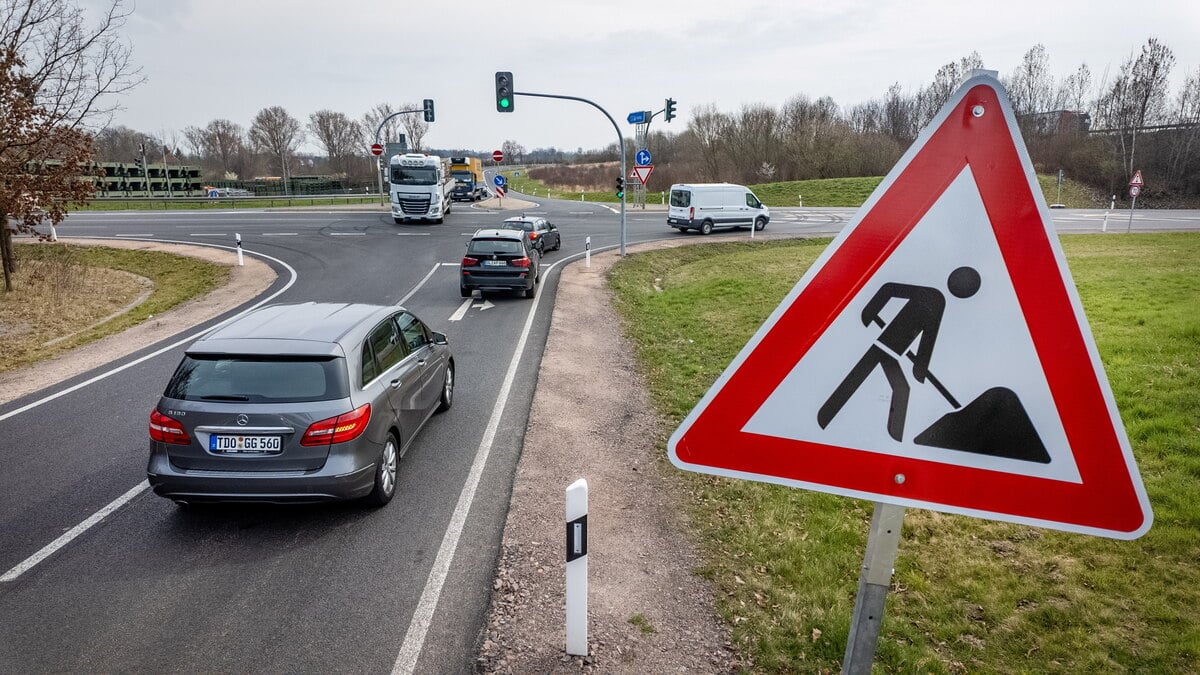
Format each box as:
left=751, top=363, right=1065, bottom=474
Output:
left=82, top=194, right=385, bottom=210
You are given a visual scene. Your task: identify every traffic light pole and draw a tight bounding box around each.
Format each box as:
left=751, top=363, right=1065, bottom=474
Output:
left=513, top=91, right=628, bottom=256
left=373, top=106, right=429, bottom=207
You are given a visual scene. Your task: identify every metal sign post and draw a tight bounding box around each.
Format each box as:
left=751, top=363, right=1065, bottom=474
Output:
left=842, top=503, right=905, bottom=675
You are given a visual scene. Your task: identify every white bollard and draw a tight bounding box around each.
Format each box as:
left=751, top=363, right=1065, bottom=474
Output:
left=798, top=193, right=803, bottom=207
left=585, top=236, right=591, bottom=268
left=581, top=191, right=585, bottom=202
left=565, top=478, right=588, bottom=656
left=235, top=233, right=244, bottom=266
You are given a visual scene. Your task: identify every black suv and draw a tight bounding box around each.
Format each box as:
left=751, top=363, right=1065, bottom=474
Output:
left=460, top=228, right=541, bottom=299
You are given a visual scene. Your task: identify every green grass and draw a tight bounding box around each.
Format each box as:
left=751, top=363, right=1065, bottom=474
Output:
left=502, top=171, right=1100, bottom=208
left=1, top=244, right=228, bottom=372
left=77, top=195, right=380, bottom=211
left=607, top=233, right=1200, bottom=672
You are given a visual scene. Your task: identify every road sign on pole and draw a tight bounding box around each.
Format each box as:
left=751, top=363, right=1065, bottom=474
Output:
left=492, top=150, right=504, bottom=163
left=629, top=165, right=654, bottom=185
left=370, top=143, right=384, bottom=156
left=635, top=149, right=652, bottom=166
left=1129, top=170, right=1144, bottom=187
left=668, top=73, right=1151, bottom=540
left=493, top=175, right=506, bottom=187
left=626, top=111, right=646, bottom=124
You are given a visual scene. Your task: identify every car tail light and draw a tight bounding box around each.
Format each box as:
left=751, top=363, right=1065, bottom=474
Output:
left=461, top=256, right=478, bottom=266
left=688, top=206, right=694, bottom=222
left=529, top=231, right=538, bottom=240
left=149, top=409, right=190, bottom=445
left=511, top=256, right=531, bottom=268
left=301, top=403, right=371, bottom=446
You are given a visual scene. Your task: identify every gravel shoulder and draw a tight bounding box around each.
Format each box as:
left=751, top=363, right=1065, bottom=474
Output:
left=476, top=242, right=745, bottom=674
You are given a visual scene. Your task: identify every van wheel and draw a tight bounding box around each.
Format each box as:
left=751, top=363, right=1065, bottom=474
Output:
left=700, top=220, right=713, bottom=235
left=754, top=217, right=767, bottom=231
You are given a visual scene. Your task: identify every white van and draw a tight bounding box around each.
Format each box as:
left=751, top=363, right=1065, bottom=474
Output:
left=667, top=183, right=770, bottom=235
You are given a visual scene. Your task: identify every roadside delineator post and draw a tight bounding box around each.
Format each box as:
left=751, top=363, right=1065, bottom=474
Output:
left=585, top=236, right=591, bottom=269
left=235, top=232, right=243, bottom=266
left=565, top=478, right=588, bottom=656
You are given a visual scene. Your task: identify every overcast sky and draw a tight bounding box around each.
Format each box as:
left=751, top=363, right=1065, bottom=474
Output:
left=98, top=0, right=1199, bottom=155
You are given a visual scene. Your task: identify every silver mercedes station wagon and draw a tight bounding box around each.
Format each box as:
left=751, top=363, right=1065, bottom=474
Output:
left=147, top=302, right=454, bottom=506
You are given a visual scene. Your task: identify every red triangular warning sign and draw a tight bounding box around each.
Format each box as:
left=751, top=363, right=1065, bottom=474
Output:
left=668, top=74, right=1151, bottom=539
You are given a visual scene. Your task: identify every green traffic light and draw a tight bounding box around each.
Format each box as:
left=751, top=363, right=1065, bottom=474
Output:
left=616, top=191, right=624, bottom=198
left=500, top=98, right=510, bottom=108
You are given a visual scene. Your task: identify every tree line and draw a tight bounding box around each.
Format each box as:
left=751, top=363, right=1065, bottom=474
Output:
left=574, top=39, right=1198, bottom=204
left=93, top=102, right=435, bottom=185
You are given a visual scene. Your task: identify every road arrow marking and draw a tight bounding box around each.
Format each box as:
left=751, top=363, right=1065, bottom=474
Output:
left=448, top=298, right=473, bottom=322
left=475, top=299, right=494, bottom=312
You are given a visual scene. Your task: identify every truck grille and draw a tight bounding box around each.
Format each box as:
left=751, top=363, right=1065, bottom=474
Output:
left=397, top=195, right=432, bottom=214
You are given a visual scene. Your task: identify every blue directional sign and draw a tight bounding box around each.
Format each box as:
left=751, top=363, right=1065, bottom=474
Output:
left=627, top=110, right=646, bottom=125
left=635, top=149, right=652, bottom=166
left=493, top=175, right=506, bottom=187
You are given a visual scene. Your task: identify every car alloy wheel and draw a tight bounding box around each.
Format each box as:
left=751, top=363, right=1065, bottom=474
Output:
left=437, top=365, right=454, bottom=412
left=366, top=433, right=399, bottom=506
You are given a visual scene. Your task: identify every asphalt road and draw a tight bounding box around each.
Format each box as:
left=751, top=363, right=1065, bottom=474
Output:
left=1, top=192, right=1197, bottom=673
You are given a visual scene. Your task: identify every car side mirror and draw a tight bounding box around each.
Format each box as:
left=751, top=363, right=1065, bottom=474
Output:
left=431, top=331, right=449, bottom=346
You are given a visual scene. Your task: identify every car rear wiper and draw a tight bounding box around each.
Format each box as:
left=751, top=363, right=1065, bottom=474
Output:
left=198, top=395, right=251, bottom=401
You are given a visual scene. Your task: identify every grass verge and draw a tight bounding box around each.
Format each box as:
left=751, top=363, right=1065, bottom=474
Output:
left=501, top=171, right=1100, bottom=208
left=77, top=195, right=380, bottom=211
left=0, top=242, right=228, bottom=374
left=608, top=233, right=1200, bottom=672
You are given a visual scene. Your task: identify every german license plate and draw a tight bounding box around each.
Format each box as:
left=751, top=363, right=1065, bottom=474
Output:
left=483, top=260, right=506, bottom=267
left=210, top=435, right=281, bottom=454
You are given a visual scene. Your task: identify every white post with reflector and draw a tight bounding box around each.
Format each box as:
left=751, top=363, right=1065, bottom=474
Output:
left=235, top=233, right=243, bottom=266
left=565, top=478, right=588, bottom=656
left=585, top=236, right=591, bottom=268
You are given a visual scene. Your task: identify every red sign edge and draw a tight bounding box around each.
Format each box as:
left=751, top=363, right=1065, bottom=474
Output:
left=666, top=74, right=1153, bottom=540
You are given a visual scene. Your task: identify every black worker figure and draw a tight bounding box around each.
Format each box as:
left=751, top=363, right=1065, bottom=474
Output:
left=818, top=267, right=981, bottom=442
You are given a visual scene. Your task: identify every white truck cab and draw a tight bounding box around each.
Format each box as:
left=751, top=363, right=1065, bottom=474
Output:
left=389, top=153, right=453, bottom=224
left=666, top=183, right=769, bottom=235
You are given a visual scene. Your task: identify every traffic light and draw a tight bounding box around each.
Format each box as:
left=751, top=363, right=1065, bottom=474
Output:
left=423, top=99, right=435, bottom=123
left=664, top=98, right=677, bottom=122
left=615, top=175, right=625, bottom=199
left=495, top=71, right=514, bottom=112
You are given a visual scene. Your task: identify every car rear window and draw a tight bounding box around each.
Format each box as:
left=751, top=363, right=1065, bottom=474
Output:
left=468, top=238, right=524, bottom=255
left=164, top=355, right=349, bottom=403
left=670, top=190, right=691, bottom=207
left=503, top=221, right=534, bottom=231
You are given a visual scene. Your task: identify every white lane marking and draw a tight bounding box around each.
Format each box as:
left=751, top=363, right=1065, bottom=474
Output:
left=1, top=481, right=149, bottom=582
left=447, top=298, right=473, bottom=322
left=568, top=211, right=595, bottom=215
left=262, top=232, right=298, bottom=236
left=397, top=263, right=445, bottom=306
left=396, top=233, right=432, bottom=236
left=329, top=232, right=366, bottom=236
left=115, top=233, right=154, bottom=238
left=439, top=262, right=458, bottom=267
left=599, top=204, right=619, bottom=214
left=189, top=233, right=227, bottom=237
left=0, top=239, right=298, bottom=582
left=392, top=256, right=568, bottom=674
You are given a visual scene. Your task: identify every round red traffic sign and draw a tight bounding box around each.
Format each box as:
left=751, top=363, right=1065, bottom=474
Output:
left=370, top=143, right=384, bottom=156
left=1130, top=185, right=1141, bottom=197
left=492, top=150, right=504, bottom=163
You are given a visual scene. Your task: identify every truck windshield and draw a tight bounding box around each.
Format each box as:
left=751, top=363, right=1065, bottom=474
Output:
left=451, top=170, right=473, bottom=182
left=390, top=167, right=437, bottom=186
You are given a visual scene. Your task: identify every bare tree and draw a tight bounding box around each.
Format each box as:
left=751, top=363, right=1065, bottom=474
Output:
left=501, top=140, right=526, bottom=164
left=398, top=102, right=430, bottom=152
left=308, top=110, right=362, bottom=177
left=249, top=106, right=303, bottom=191
left=1057, top=63, right=1093, bottom=113
left=1006, top=45, right=1057, bottom=117
left=687, top=104, right=731, bottom=181
left=1095, top=38, right=1176, bottom=177
left=183, top=119, right=245, bottom=178
left=363, top=103, right=403, bottom=145
left=93, top=124, right=157, bottom=162
left=1, top=0, right=143, bottom=291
